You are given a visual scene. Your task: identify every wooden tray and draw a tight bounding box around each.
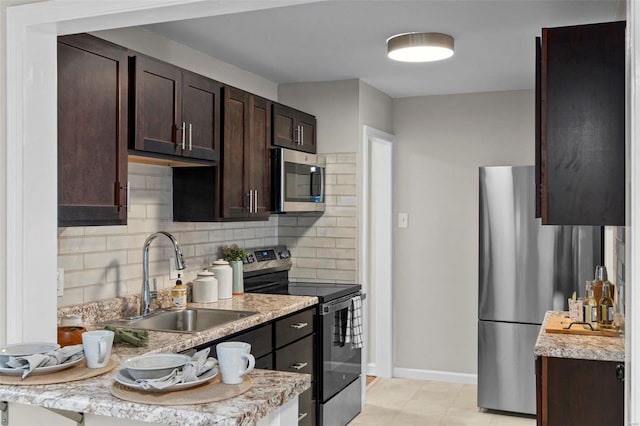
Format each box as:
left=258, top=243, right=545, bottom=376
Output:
left=0, top=358, right=117, bottom=385
left=545, top=314, right=618, bottom=337
left=110, top=374, right=252, bottom=405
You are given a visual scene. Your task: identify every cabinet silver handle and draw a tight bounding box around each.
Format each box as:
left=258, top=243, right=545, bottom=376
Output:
left=247, top=190, right=253, bottom=212
left=181, top=121, right=186, bottom=150
left=290, top=362, right=308, bottom=370
left=253, top=189, right=258, bottom=213
left=188, top=123, right=192, bottom=151
left=298, top=412, right=308, bottom=421
left=301, top=125, right=304, bottom=146
left=290, top=322, right=308, bottom=329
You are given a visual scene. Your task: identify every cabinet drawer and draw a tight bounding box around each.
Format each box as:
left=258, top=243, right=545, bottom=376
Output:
left=229, top=323, right=273, bottom=359
left=275, top=334, right=314, bottom=376
left=275, top=308, right=314, bottom=348
left=298, top=385, right=316, bottom=426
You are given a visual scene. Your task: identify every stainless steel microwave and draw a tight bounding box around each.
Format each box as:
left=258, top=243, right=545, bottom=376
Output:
left=272, top=148, right=325, bottom=213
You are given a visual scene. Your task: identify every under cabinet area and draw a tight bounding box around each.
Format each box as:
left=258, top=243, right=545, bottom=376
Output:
left=273, top=103, right=317, bottom=154
left=57, top=34, right=128, bottom=227
left=536, top=21, right=625, bottom=225
left=130, top=54, right=221, bottom=162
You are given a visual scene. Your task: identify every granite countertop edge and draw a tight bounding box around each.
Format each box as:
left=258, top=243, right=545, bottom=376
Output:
left=0, top=293, right=319, bottom=425
left=534, top=310, right=625, bottom=362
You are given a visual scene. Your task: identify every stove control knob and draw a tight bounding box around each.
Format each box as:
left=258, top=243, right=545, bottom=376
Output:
left=278, top=250, right=290, bottom=259
left=246, top=254, right=255, bottom=264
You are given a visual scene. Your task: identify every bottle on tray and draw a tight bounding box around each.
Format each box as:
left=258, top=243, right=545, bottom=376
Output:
left=599, top=282, right=615, bottom=329
left=583, top=281, right=599, bottom=329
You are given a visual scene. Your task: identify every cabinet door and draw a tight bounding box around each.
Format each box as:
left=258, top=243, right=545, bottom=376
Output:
left=132, top=55, right=182, bottom=157
left=275, top=334, right=314, bottom=376
left=221, top=86, right=250, bottom=219
left=273, top=103, right=298, bottom=149
left=182, top=70, right=221, bottom=162
left=539, top=357, right=624, bottom=426
left=249, top=95, right=272, bottom=218
left=57, top=34, right=128, bottom=226
left=541, top=21, right=625, bottom=225
left=297, top=112, right=317, bottom=154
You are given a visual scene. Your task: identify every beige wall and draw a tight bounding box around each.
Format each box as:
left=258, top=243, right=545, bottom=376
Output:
left=359, top=80, right=393, bottom=135
left=92, top=27, right=278, bottom=101
left=278, top=79, right=360, bottom=153
left=392, top=90, right=535, bottom=374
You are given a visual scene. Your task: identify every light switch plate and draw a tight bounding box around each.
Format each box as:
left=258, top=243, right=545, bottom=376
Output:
left=169, top=257, right=178, bottom=279
left=57, top=268, right=64, bottom=297
left=398, top=212, right=409, bottom=228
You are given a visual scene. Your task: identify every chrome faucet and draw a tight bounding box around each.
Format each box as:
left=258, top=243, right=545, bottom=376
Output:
left=141, top=231, right=186, bottom=317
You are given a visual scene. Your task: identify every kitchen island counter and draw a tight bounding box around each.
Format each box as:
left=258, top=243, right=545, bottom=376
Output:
left=0, top=293, right=318, bottom=425
left=534, top=310, right=624, bottom=362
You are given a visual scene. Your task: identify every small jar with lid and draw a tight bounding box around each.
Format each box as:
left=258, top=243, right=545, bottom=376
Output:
left=193, top=270, right=219, bottom=303
left=209, top=259, right=232, bottom=299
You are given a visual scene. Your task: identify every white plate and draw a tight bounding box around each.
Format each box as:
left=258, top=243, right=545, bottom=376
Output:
left=0, top=342, right=60, bottom=357
left=114, top=366, right=218, bottom=393
left=0, top=356, right=84, bottom=376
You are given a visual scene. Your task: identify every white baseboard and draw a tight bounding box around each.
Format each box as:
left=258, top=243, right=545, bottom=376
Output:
left=393, top=367, right=478, bottom=385
left=366, top=362, right=377, bottom=376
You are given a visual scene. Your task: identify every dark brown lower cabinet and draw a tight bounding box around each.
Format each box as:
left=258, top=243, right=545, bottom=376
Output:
left=536, top=356, right=624, bottom=426
left=194, top=306, right=317, bottom=425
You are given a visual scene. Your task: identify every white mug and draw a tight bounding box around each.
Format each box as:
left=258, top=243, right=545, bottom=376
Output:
left=82, top=330, right=114, bottom=368
left=216, top=342, right=255, bottom=384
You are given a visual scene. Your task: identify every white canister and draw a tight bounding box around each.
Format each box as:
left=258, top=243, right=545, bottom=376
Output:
left=209, top=259, right=232, bottom=299
left=192, top=270, right=218, bottom=303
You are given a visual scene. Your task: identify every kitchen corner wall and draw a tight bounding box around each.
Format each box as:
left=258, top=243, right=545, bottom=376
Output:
left=279, top=153, right=358, bottom=283
left=57, top=163, right=278, bottom=307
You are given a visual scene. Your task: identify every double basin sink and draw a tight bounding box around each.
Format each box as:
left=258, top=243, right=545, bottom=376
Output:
left=104, top=308, right=258, bottom=334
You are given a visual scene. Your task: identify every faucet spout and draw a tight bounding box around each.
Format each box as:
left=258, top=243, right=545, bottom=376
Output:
left=141, top=231, right=187, bottom=317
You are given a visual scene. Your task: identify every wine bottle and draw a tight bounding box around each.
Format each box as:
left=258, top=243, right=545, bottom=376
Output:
left=583, top=281, right=598, bottom=329
left=599, top=282, right=615, bottom=329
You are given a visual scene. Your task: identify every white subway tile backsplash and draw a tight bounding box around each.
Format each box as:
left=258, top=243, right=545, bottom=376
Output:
left=317, top=248, right=356, bottom=259
left=57, top=254, right=84, bottom=271
left=58, top=237, right=106, bottom=254
left=84, top=250, right=128, bottom=269
left=58, top=152, right=356, bottom=306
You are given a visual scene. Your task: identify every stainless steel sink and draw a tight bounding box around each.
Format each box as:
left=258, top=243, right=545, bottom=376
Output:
left=103, top=308, right=259, bottom=334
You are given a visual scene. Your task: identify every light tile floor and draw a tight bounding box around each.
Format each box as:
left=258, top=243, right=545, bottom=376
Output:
left=349, top=378, right=536, bottom=426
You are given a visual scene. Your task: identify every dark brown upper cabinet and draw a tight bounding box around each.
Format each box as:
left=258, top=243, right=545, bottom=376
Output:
left=219, top=86, right=272, bottom=220
left=131, top=54, right=221, bottom=163
left=173, top=86, right=271, bottom=221
left=58, top=34, right=128, bottom=227
left=537, top=21, right=625, bottom=225
left=273, top=103, right=317, bottom=153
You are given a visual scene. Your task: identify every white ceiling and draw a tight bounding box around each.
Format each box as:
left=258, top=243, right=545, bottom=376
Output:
left=145, top=0, right=623, bottom=98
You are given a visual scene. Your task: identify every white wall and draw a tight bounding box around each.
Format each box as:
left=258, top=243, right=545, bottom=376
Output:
left=278, top=79, right=360, bottom=153
left=359, top=80, right=393, bottom=135
left=392, top=90, right=534, bottom=375
left=93, top=27, right=278, bottom=101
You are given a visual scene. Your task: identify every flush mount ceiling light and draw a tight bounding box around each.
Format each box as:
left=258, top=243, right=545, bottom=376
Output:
left=387, top=32, right=455, bottom=62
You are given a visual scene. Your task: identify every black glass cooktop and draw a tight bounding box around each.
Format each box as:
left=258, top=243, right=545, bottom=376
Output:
left=245, top=280, right=361, bottom=303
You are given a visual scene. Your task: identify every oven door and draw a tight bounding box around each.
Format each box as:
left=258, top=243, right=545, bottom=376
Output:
left=320, top=295, right=362, bottom=402
left=273, top=148, right=325, bottom=213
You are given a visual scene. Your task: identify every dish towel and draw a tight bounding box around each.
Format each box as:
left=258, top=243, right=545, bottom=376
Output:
left=5, top=344, right=84, bottom=378
left=133, top=348, right=218, bottom=390
left=349, top=295, right=364, bottom=349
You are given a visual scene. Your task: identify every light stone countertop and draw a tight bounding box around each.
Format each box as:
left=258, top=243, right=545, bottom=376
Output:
left=0, top=293, right=319, bottom=425
left=534, top=310, right=625, bottom=362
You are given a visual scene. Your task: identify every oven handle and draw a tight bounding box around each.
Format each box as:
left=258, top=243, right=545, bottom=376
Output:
left=320, top=292, right=366, bottom=315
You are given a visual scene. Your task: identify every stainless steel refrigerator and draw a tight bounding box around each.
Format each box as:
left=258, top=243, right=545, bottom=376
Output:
left=478, top=166, right=602, bottom=415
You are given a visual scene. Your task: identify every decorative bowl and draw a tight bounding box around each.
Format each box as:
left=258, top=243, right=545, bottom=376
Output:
left=123, top=353, right=191, bottom=380
left=57, top=326, right=86, bottom=347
